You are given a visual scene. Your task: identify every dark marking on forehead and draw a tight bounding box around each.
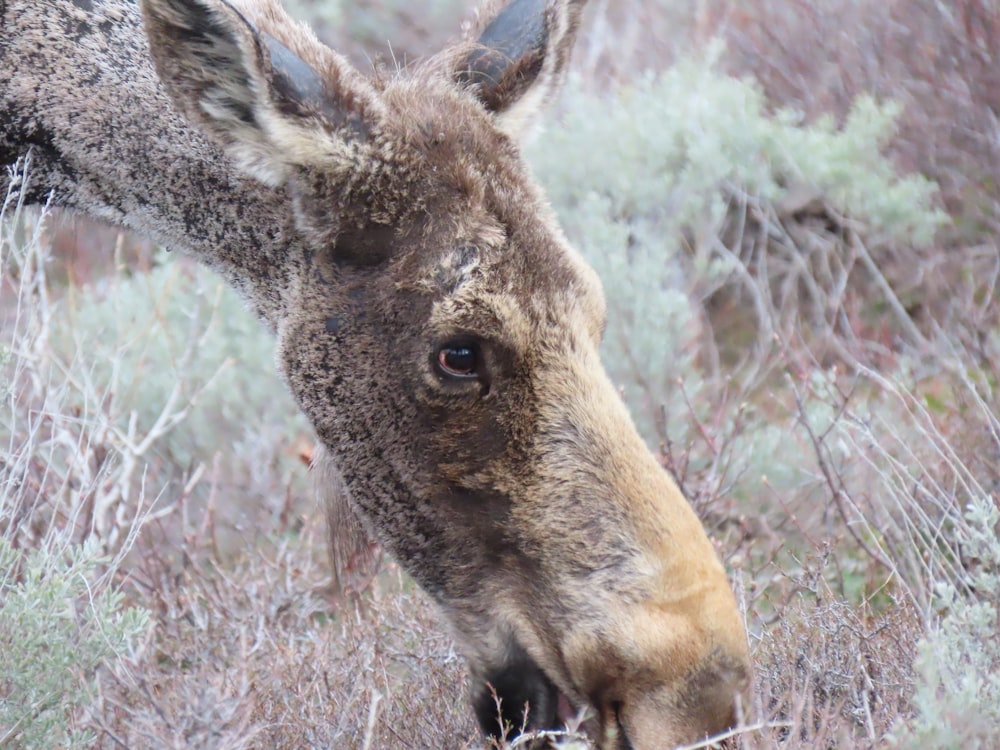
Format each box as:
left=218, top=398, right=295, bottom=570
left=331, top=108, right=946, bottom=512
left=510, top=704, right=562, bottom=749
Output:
left=455, top=244, right=480, bottom=267
left=332, top=223, right=396, bottom=267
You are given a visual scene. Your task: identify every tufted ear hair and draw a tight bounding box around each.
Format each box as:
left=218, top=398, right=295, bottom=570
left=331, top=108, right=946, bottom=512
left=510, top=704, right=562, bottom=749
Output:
left=453, top=0, right=588, bottom=139
left=140, top=0, right=384, bottom=186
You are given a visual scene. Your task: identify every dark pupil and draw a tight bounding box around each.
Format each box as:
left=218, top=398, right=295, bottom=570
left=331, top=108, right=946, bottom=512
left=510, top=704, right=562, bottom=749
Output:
left=440, top=346, right=477, bottom=375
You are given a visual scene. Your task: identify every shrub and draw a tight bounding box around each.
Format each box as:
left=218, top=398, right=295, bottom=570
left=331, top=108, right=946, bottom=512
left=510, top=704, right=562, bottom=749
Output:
left=889, top=497, right=1000, bottom=748
left=283, top=0, right=466, bottom=65
left=0, top=537, right=150, bottom=749
left=781, top=329, right=1000, bottom=746
left=1, top=167, right=150, bottom=749
left=51, top=254, right=309, bottom=501
left=1, top=165, right=309, bottom=548
left=529, top=47, right=944, bottom=449
left=4, top=7, right=995, bottom=745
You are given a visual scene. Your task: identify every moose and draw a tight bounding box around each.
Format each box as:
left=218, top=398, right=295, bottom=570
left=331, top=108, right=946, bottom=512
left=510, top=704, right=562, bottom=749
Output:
left=0, top=0, right=750, bottom=746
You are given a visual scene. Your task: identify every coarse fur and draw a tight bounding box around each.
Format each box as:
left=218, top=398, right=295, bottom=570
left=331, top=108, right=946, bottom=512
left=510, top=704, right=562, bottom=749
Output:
left=0, top=1, right=751, bottom=747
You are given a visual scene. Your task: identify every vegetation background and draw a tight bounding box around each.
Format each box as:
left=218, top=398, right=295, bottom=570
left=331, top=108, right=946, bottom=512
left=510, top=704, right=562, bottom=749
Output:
left=2, top=0, right=999, bottom=747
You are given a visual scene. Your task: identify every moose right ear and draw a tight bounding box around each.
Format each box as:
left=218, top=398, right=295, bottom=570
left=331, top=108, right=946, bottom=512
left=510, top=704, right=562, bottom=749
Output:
left=454, top=0, right=587, bottom=140
left=140, top=0, right=383, bottom=185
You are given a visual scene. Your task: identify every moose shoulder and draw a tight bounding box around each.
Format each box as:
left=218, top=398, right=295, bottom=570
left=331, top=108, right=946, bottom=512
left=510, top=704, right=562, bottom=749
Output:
left=0, top=0, right=751, bottom=746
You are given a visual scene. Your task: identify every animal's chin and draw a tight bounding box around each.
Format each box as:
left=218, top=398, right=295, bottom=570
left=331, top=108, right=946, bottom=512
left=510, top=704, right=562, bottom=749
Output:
left=472, top=642, right=585, bottom=744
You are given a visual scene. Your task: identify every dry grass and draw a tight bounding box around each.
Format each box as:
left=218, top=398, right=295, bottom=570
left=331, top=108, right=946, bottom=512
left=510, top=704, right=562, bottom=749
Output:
left=97, top=538, right=477, bottom=749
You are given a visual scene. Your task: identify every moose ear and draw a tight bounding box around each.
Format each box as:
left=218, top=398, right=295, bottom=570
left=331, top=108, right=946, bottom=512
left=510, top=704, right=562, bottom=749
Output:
left=140, top=0, right=383, bottom=185
left=455, top=0, right=587, bottom=139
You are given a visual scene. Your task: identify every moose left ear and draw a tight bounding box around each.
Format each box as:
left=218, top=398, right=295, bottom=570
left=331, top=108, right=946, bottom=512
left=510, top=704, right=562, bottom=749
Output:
left=455, top=0, right=588, bottom=139
left=141, top=0, right=382, bottom=186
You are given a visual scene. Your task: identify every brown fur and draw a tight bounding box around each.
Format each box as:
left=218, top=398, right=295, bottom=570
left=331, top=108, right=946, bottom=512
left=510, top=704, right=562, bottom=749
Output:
left=0, top=1, right=750, bottom=746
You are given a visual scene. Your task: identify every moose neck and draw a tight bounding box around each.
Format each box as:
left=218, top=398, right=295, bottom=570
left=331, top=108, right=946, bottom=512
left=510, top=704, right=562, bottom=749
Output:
left=0, top=0, right=296, bottom=327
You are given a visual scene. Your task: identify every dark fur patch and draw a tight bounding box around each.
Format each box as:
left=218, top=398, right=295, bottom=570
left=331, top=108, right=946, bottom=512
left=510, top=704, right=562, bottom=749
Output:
left=474, top=643, right=560, bottom=740
left=331, top=222, right=396, bottom=266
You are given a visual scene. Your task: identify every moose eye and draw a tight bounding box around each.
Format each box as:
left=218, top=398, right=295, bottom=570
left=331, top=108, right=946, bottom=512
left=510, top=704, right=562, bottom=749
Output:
left=436, top=342, right=479, bottom=379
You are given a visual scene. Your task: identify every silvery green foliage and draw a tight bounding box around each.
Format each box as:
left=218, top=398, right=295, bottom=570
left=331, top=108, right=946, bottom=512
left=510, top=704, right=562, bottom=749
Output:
left=1, top=172, right=148, bottom=747
left=51, top=257, right=308, bottom=494
left=0, top=536, right=150, bottom=748
left=529, top=45, right=944, bottom=448
left=2, top=167, right=305, bottom=541
left=890, top=496, right=1000, bottom=748
left=283, top=0, right=343, bottom=27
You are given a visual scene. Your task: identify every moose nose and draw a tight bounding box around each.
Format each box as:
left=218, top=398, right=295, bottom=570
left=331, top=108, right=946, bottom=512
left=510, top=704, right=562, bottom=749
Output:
left=603, top=657, right=748, bottom=750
